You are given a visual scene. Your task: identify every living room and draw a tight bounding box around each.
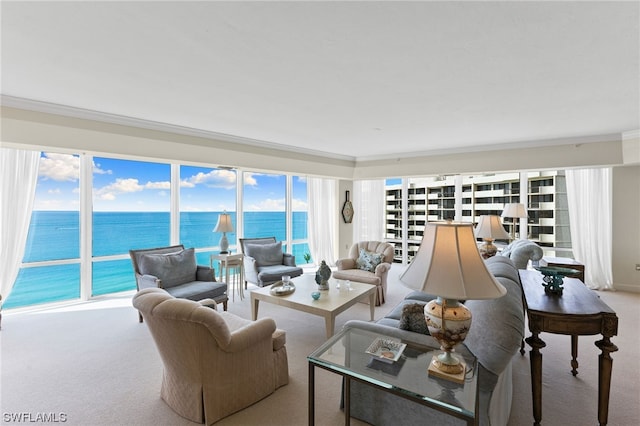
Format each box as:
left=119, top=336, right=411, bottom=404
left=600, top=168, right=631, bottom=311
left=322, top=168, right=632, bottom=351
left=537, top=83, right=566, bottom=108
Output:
left=2, top=2, right=639, bottom=425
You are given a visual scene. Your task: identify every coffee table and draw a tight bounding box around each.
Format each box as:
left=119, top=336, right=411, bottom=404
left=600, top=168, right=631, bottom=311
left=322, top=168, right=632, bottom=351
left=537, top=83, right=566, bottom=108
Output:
left=250, top=274, right=376, bottom=338
left=308, top=327, right=478, bottom=425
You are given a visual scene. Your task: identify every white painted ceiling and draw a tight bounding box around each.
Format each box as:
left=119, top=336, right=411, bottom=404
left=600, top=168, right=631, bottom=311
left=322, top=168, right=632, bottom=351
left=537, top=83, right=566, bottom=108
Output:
left=2, top=1, right=639, bottom=160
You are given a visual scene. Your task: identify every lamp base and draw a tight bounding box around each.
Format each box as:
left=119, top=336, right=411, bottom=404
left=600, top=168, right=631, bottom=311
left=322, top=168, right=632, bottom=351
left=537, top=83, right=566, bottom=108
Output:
left=428, top=356, right=466, bottom=384
left=479, top=239, right=498, bottom=259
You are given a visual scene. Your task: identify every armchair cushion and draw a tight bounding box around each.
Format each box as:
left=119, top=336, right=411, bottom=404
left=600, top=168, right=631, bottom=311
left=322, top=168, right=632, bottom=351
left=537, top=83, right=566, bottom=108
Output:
left=138, top=248, right=197, bottom=288
left=356, top=248, right=383, bottom=272
left=245, top=241, right=284, bottom=267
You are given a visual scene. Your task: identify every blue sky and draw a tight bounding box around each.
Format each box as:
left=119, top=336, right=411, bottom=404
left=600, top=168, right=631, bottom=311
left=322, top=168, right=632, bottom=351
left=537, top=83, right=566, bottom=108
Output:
left=34, top=152, right=307, bottom=212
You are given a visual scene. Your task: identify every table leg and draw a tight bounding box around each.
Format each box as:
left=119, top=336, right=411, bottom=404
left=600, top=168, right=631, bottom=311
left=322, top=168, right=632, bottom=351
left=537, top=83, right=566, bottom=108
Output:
left=326, top=315, right=335, bottom=339
left=251, top=298, right=259, bottom=321
left=595, top=336, right=618, bottom=426
left=308, top=362, right=315, bottom=426
left=571, top=335, right=579, bottom=376
left=369, top=293, right=375, bottom=321
left=344, top=376, right=351, bottom=426
left=525, top=331, right=546, bottom=426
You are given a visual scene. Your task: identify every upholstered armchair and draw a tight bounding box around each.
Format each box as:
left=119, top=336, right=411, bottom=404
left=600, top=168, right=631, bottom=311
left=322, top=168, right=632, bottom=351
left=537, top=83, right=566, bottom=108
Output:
left=129, top=245, right=228, bottom=322
left=239, top=237, right=303, bottom=287
left=333, top=241, right=395, bottom=306
left=133, top=288, right=288, bottom=425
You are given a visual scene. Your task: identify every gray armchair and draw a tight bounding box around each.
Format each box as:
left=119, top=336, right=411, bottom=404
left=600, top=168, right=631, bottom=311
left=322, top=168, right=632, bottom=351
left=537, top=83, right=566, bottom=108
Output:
left=129, top=245, right=228, bottom=322
left=239, top=237, right=303, bottom=287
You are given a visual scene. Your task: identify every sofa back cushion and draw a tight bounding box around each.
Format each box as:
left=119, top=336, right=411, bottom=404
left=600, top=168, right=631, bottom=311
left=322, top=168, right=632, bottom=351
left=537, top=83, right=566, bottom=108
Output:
left=138, top=248, right=197, bottom=288
left=464, top=256, right=525, bottom=377
left=245, top=241, right=284, bottom=266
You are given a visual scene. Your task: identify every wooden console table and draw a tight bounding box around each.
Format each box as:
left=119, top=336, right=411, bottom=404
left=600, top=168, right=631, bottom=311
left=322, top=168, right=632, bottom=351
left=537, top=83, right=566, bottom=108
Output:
left=519, top=270, right=618, bottom=426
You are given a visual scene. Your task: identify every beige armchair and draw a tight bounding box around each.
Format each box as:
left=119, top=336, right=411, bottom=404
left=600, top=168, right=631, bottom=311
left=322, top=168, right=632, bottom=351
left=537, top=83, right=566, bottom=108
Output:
left=333, top=241, right=395, bottom=306
left=132, top=288, right=289, bottom=425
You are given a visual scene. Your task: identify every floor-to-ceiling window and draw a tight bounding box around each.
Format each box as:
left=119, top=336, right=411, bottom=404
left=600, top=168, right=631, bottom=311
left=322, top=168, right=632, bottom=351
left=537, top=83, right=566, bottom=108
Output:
left=180, top=165, right=237, bottom=266
left=291, top=175, right=310, bottom=264
left=92, top=157, right=171, bottom=296
left=6, top=153, right=308, bottom=309
left=384, top=171, right=572, bottom=264
left=242, top=172, right=286, bottom=241
left=4, top=152, right=81, bottom=308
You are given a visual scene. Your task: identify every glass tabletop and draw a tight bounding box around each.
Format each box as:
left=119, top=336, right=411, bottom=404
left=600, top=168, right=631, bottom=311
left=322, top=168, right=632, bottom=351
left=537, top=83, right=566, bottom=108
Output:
left=308, top=327, right=478, bottom=419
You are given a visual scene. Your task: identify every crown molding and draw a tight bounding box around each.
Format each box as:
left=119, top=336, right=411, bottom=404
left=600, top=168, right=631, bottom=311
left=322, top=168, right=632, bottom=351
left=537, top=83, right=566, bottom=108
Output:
left=0, top=95, right=356, bottom=162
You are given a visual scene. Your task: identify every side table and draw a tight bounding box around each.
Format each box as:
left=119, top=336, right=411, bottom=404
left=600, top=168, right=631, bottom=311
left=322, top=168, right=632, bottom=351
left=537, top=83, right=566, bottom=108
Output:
left=308, top=327, right=478, bottom=425
left=210, top=253, right=244, bottom=301
left=519, top=269, right=618, bottom=426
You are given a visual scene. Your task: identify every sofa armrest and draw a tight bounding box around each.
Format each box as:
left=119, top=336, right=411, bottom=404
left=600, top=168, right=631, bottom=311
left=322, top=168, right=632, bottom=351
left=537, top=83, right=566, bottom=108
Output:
left=137, top=273, right=161, bottom=289
left=500, top=239, right=543, bottom=269
left=336, top=258, right=356, bottom=270
left=283, top=253, right=296, bottom=266
left=196, top=265, right=216, bottom=282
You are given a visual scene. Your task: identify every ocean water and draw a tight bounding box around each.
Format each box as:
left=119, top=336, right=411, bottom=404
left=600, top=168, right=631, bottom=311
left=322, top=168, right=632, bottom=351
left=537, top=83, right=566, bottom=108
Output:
left=5, top=211, right=309, bottom=309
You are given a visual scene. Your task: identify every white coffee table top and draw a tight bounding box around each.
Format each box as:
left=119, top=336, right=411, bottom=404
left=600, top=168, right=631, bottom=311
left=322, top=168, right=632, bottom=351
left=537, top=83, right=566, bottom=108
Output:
left=250, top=274, right=376, bottom=338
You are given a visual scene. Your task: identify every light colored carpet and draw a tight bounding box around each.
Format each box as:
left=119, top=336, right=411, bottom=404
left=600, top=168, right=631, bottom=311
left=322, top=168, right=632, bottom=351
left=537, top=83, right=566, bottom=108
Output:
left=1, top=268, right=638, bottom=426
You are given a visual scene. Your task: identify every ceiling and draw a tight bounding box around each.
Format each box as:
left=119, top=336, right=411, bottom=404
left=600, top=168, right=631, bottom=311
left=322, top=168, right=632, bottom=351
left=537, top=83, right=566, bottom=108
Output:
left=2, top=1, right=639, bottom=161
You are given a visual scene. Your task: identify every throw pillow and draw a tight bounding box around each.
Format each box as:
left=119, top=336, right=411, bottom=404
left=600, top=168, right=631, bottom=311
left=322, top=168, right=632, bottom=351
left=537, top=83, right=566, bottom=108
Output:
left=138, top=248, right=197, bottom=288
left=356, top=248, right=383, bottom=272
left=244, top=241, right=284, bottom=266
left=399, top=303, right=430, bottom=335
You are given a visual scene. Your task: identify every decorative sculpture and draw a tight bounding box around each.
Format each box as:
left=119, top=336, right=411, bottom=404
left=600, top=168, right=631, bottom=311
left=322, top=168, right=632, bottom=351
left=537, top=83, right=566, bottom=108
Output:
left=315, top=260, right=331, bottom=290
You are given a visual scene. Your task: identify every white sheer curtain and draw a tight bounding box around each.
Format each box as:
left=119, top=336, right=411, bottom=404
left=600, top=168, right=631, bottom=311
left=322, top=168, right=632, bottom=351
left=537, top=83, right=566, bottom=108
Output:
left=1, top=148, right=41, bottom=306
left=307, top=177, right=338, bottom=266
left=352, top=179, right=385, bottom=242
left=565, top=168, right=614, bottom=290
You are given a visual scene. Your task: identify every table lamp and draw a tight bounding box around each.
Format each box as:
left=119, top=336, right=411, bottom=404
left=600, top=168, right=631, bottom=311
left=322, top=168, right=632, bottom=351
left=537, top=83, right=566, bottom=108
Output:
left=399, top=221, right=506, bottom=379
left=213, top=211, right=233, bottom=254
left=501, top=203, right=528, bottom=240
left=474, top=215, right=511, bottom=258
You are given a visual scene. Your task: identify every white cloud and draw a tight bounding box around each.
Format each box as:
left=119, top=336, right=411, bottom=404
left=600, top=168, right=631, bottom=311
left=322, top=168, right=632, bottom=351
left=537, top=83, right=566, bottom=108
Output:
left=94, top=178, right=143, bottom=200
left=243, top=172, right=258, bottom=187
left=144, top=181, right=170, bottom=190
left=292, top=198, right=308, bottom=211
left=39, top=153, right=79, bottom=181
left=94, top=178, right=171, bottom=201
left=247, top=198, right=285, bottom=211
left=183, top=169, right=237, bottom=189
left=39, top=153, right=111, bottom=182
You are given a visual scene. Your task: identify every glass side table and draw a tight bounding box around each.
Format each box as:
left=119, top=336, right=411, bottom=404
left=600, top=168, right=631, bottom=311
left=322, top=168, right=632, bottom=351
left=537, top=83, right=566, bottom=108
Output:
left=308, top=327, right=478, bottom=426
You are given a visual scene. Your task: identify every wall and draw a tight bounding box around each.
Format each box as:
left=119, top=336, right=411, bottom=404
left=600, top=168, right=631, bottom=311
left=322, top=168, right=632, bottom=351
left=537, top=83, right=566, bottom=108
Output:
left=612, top=165, right=640, bottom=292
left=3, top=106, right=639, bottom=291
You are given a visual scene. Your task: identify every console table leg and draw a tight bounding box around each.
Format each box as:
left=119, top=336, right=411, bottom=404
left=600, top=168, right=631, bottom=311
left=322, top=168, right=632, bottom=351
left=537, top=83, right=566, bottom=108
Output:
left=308, top=363, right=315, bottom=426
left=595, top=337, right=618, bottom=426
left=571, top=335, right=579, bottom=376
left=526, top=332, right=546, bottom=426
